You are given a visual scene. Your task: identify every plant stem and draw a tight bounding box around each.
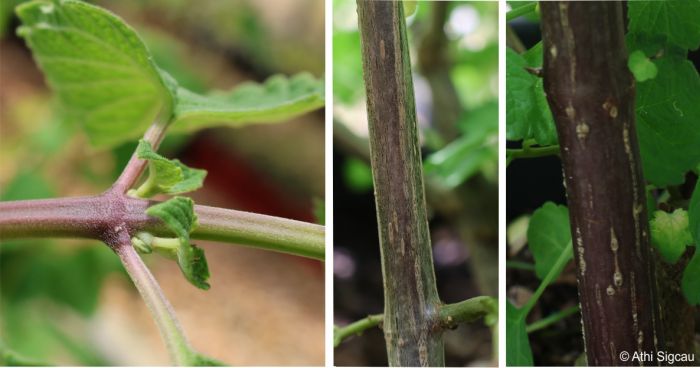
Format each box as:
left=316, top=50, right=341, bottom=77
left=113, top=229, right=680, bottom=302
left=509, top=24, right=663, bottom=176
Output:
left=506, top=2, right=537, bottom=22
left=506, top=145, right=559, bottom=164
left=357, top=1, right=443, bottom=365
left=540, top=2, right=663, bottom=363
left=114, top=241, right=193, bottom=366
left=0, top=196, right=324, bottom=260
left=112, top=121, right=169, bottom=193
left=438, top=296, right=497, bottom=327
left=334, top=297, right=497, bottom=348
left=192, top=204, right=324, bottom=260
left=521, top=243, right=572, bottom=316
left=333, top=314, right=383, bottom=348
left=526, top=305, right=579, bottom=334
left=506, top=260, right=536, bottom=271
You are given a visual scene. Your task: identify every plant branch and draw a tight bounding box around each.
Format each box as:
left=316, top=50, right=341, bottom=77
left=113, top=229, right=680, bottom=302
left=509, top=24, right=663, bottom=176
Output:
left=334, top=297, right=496, bottom=348
left=0, top=196, right=324, bottom=260
left=438, top=296, right=497, bottom=328
left=506, top=26, right=527, bottom=54
left=526, top=305, right=579, bottom=334
left=506, top=145, right=560, bottom=165
left=333, top=314, right=383, bottom=347
left=112, top=121, right=169, bottom=193
left=114, top=240, right=196, bottom=365
left=521, top=243, right=572, bottom=316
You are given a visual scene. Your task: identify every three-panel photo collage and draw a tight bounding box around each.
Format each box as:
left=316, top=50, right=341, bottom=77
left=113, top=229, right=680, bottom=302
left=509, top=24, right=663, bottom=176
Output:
left=0, top=0, right=699, bottom=367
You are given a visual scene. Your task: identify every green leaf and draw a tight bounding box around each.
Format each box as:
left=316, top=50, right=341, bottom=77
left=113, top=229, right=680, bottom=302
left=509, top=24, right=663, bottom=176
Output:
left=628, top=50, right=658, bottom=82
left=689, top=182, right=700, bottom=243
left=506, top=302, right=533, bottom=366
left=343, top=158, right=373, bottom=193
left=650, top=209, right=692, bottom=263
left=16, top=0, right=172, bottom=148
left=424, top=133, right=496, bottom=189
left=131, top=140, right=207, bottom=198
left=506, top=48, right=557, bottom=146
left=527, top=202, right=573, bottom=280
left=636, top=54, right=700, bottom=186
left=628, top=0, right=700, bottom=50
left=425, top=102, right=498, bottom=187
left=681, top=250, right=700, bottom=305
left=333, top=31, right=363, bottom=104
left=0, top=170, right=55, bottom=201
left=170, top=73, right=324, bottom=132
left=1, top=243, right=121, bottom=317
left=146, top=197, right=210, bottom=290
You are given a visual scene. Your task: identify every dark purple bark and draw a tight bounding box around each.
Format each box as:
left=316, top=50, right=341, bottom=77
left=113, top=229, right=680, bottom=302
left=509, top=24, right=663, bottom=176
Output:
left=540, top=2, right=663, bottom=365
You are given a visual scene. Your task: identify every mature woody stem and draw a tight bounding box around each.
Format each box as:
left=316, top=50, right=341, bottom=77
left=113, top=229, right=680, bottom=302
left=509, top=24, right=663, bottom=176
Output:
left=540, top=2, right=663, bottom=365
left=357, top=1, right=443, bottom=366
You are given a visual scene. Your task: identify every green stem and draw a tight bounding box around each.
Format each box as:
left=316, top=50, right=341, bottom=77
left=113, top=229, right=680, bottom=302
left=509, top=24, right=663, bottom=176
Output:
left=506, top=145, right=560, bottom=166
left=438, top=296, right=497, bottom=327
left=521, top=243, right=572, bottom=316
left=526, top=305, right=580, bottom=334
left=506, top=2, right=537, bottom=22
left=191, top=204, right=325, bottom=260
left=506, top=260, right=536, bottom=271
left=0, top=196, right=324, bottom=261
left=334, top=296, right=496, bottom=348
left=115, top=242, right=194, bottom=366
left=112, top=121, right=169, bottom=193
left=333, top=314, right=383, bottom=347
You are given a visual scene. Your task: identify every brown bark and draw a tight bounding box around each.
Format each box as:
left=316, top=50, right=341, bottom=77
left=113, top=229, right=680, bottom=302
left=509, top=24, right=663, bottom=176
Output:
left=356, top=1, right=444, bottom=366
left=540, top=2, right=664, bottom=365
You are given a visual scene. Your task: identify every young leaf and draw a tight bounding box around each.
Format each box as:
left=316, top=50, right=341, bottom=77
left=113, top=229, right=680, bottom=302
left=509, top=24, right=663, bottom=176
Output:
left=506, top=48, right=557, bottom=146
left=146, top=197, right=210, bottom=290
left=16, top=0, right=173, bottom=148
left=689, top=182, right=700, bottom=243
left=170, top=73, right=324, bottom=132
left=527, top=202, right=573, bottom=280
left=628, top=1, right=700, bottom=51
left=628, top=50, right=658, bottom=82
left=132, top=140, right=207, bottom=198
left=650, top=209, right=692, bottom=264
left=506, top=302, right=534, bottom=366
left=636, top=54, right=700, bottom=187
left=681, top=251, right=700, bottom=305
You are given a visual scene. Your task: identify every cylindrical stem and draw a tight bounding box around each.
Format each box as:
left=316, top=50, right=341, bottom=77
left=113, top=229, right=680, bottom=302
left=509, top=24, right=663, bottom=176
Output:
left=357, top=1, right=443, bottom=365
left=0, top=196, right=324, bottom=260
left=540, top=2, right=663, bottom=365
left=112, top=121, right=169, bottom=193
left=190, top=204, right=325, bottom=260
left=114, top=241, right=193, bottom=365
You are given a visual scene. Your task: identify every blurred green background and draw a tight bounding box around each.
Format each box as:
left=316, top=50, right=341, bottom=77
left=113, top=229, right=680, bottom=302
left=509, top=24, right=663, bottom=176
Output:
left=332, top=1, right=498, bottom=366
left=0, top=0, right=324, bottom=365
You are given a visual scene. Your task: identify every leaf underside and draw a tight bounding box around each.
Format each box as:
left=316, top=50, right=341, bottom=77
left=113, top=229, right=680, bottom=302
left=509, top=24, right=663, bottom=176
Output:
left=16, top=0, right=171, bottom=148
left=17, top=1, right=325, bottom=149
left=171, top=73, right=325, bottom=132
